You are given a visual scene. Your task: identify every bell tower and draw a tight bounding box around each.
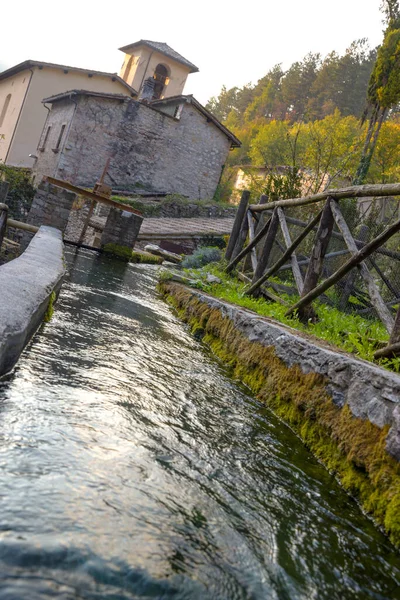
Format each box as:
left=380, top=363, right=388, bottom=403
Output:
left=119, top=40, right=199, bottom=100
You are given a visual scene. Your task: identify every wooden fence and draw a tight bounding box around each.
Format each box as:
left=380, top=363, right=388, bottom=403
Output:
left=225, top=184, right=400, bottom=359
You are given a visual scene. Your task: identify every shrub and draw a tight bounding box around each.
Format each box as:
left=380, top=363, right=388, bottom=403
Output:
left=182, top=246, right=222, bottom=268
left=0, top=163, right=36, bottom=221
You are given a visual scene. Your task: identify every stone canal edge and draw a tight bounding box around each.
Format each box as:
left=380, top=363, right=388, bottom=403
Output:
left=159, top=280, right=400, bottom=548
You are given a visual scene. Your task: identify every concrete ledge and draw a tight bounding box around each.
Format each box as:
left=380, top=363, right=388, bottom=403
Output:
left=0, top=226, right=65, bottom=376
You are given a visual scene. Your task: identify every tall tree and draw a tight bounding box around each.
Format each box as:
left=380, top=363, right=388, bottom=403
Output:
left=353, top=0, right=400, bottom=183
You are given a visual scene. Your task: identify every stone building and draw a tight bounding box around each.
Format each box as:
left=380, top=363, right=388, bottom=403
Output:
left=32, top=91, right=241, bottom=200
left=0, top=39, right=200, bottom=168
left=0, top=61, right=137, bottom=168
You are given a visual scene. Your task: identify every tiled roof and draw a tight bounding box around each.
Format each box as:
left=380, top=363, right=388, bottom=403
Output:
left=119, top=40, right=199, bottom=73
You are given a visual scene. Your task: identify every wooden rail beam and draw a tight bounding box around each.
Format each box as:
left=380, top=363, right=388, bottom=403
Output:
left=285, top=214, right=400, bottom=319
left=245, top=209, right=323, bottom=295
left=225, top=190, right=250, bottom=261
left=247, top=211, right=258, bottom=273
left=250, top=208, right=279, bottom=292
left=225, top=215, right=272, bottom=274
left=330, top=200, right=394, bottom=333
left=277, top=207, right=304, bottom=294
left=250, top=182, right=400, bottom=213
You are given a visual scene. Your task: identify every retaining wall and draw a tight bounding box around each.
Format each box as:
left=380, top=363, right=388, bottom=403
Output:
left=0, top=226, right=65, bottom=376
left=160, top=281, right=400, bottom=546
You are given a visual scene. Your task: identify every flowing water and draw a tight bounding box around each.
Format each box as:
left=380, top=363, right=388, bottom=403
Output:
left=0, top=248, right=399, bottom=600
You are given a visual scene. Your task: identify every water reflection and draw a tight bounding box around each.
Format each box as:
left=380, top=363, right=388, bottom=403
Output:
left=0, top=248, right=398, bottom=599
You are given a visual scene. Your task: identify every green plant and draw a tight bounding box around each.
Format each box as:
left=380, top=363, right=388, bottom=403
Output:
left=182, top=247, right=222, bottom=269
left=0, top=163, right=36, bottom=221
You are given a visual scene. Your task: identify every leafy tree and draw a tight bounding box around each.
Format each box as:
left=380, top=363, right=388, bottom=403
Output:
left=249, top=120, right=292, bottom=166
left=367, top=120, right=400, bottom=182
left=354, top=0, right=400, bottom=183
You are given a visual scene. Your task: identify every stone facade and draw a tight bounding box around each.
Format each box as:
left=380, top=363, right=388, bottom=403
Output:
left=32, top=93, right=239, bottom=201
left=101, top=208, right=143, bottom=251
left=21, top=181, right=76, bottom=249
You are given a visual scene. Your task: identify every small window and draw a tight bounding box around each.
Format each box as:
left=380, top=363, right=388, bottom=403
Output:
left=174, top=104, right=183, bottom=119
left=53, top=124, right=66, bottom=152
left=39, top=125, right=51, bottom=151
left=0, top=94, right=11, bottom=128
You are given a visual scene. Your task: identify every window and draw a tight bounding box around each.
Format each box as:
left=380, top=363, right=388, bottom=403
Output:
left=39, top=125, right=51, bottom=151
left=152, top=64, right=170, bottom=100
left=173, top=104, right=183, bottom=119
left=53, top=124, right=66, bottom=152
left=0, top=94, right=11, bottom=128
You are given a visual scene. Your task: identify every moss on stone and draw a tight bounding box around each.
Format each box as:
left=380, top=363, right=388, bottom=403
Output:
left=103, top=244, right=163, bottom=264
left=159, top=281, right=400, bottom=548
left=44, top=291, right=56, bottom=323
left=102, top=243, right=133, bottom=261
left=130, top=251, right=163, bottom=265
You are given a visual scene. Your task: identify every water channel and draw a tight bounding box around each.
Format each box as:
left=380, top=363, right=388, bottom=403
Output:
left=0, top=248, right=399, bottom=599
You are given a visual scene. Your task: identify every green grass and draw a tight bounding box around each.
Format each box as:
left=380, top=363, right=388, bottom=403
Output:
left=178, top=262, right=400, bottom=372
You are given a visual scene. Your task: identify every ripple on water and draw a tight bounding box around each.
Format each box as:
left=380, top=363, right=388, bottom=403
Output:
left=0, top=251, right=399, bottom=600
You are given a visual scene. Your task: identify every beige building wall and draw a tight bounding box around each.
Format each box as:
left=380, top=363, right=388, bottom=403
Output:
left=2, top=65, right=135, bottom=168
left=0, top=70, right=31, bottom=163
left=120, top=47, right=190, bottom=98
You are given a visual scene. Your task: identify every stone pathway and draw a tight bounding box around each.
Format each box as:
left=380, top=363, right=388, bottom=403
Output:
left=138, top=217, right=235, bottom=239
left=66, top=207, right=235, bottom=246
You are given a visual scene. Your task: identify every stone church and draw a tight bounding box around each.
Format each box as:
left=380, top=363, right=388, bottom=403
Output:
left=0, top=40, right=240, bottom=200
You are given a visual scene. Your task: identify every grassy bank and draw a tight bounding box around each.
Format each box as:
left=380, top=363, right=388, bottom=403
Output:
left=170, top=263, right=399, bottom=372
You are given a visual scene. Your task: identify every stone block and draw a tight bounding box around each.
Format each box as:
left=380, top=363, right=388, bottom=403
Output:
left=100, top=208, right=143, bottom=258
left=21, top=181, right=76, bottom=250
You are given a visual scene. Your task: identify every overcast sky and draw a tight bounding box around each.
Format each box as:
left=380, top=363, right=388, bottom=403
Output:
left=1, top=0, right=384, bottom=104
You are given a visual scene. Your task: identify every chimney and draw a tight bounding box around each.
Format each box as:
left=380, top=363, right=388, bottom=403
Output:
left=139, top=77, right=156, bottom=102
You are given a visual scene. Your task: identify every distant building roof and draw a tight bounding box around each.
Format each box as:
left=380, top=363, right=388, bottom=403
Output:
left=0, top=60, right=138, bottom=96
left=118, top=40, right=199, bottom=73
left=42, top=90, right=130, bottom=103
left=151, top=95, right=241, bottom=148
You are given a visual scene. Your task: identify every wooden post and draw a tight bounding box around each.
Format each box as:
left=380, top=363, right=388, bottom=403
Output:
left=301, top=200, right=334, bottom=296
left=246, top=209, right=323, bottom=295
left=277, top=207, right=303, bottom=294
left=285, top=213, right=400, bottom=320
left=254, top=195, right=268, bottom=258
left=250, top=208, right=279, bottom=292
left=78, top=199, right=96, bottom=245
left=225, top=190, right=250, bottom=260
left=225, top=215, right=272, bottom=274
left=231, top=208, right=250, bottom=260
left=338, top=225, right=369, bottom=310
left=246, top=211, right=258, bottom=273
left=297, top=199, right=334, bottom=320
left=330, top=200, right=394, bottom=333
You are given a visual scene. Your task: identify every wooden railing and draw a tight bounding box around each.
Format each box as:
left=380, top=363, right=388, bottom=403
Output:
left=225, top=185, right=400, bottom=359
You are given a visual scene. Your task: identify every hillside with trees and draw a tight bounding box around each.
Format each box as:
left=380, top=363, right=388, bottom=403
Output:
left=206, top=8, right=400, bottom=198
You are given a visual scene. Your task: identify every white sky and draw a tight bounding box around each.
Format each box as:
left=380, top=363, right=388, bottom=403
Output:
left=1, top=0, right=384, bottom=104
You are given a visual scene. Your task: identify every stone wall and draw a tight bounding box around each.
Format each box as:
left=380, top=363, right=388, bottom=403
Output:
left=101, top=208, right=143, bottom=253
left=32, top=99, right=76, bottom=185
left=21, top=181, right=76, bottom=249
left=160, top=281, right=400, bottom=545
left=33, top=96, right=232, bottom=200
left=0, top=226, right=65, bottom=376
